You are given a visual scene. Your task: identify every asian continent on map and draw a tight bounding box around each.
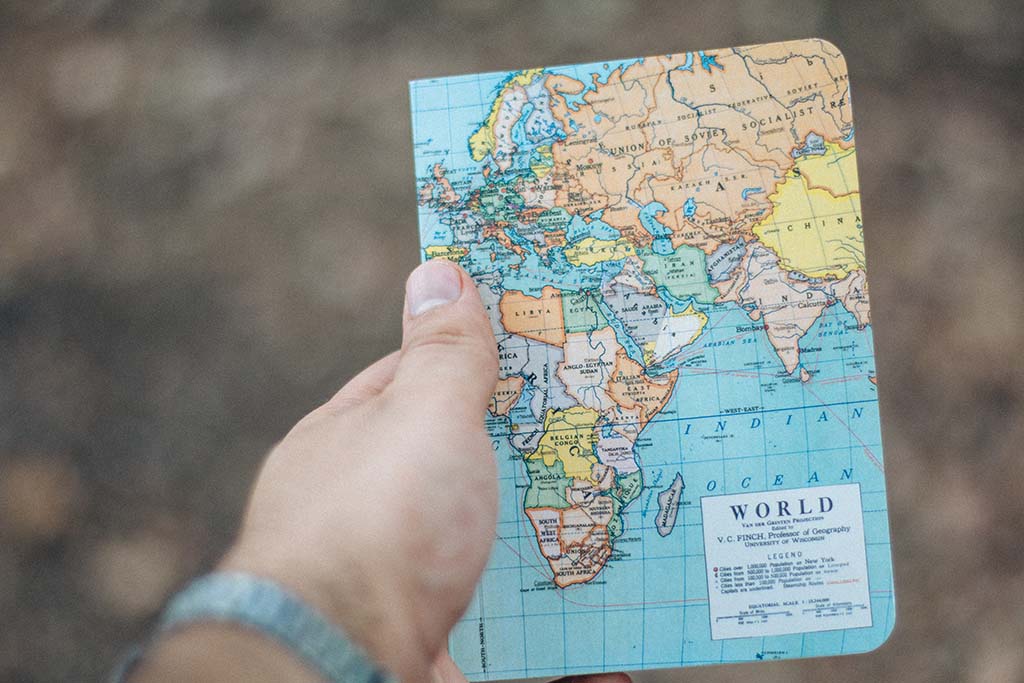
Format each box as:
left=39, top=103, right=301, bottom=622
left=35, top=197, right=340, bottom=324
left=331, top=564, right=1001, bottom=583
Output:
left=412, top=38, right=893, bottom=679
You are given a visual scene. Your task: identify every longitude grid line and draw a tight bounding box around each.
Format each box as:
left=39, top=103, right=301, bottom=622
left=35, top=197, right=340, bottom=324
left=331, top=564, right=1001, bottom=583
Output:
left=437, top=73, right=470, bottom=671
left=834, top=303, right=854, bottom=655
left=710, top=297, right=727, bottom=667
left=753, top=282, right=770, bottom=660
left=788, top=84, right=842, bottom=647
left=677, top=337, right=688, bottom=666
left=560, top=59, right=603, bottom=675
left=569, top=56, right=621, bottom=678
left=468, top=68, right=507, bottom=679
left=798, top=341, right=812, bottom=659
left=454, top=71, right=488, bottom=677
left=830, top=114, right=876, bottom=656
left=476, top=65, right=537, bottom=678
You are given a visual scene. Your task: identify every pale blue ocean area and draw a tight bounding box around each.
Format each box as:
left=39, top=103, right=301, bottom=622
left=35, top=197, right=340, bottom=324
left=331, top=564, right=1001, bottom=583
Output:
left=683, top=197, right=697, bottom=217
left=548, top=58, right=644, bottom=111
left=793, top=132, right=826, bottom=157
left=636, top=200, right=675, bottom=255
left=568, top=212, right=620, bottom=243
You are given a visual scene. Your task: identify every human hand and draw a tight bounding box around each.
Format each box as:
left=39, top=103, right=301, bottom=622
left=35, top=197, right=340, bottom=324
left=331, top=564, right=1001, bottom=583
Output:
left=222, top=259, right=498, bottom=681
left=220, top=259, right=629, bottom=683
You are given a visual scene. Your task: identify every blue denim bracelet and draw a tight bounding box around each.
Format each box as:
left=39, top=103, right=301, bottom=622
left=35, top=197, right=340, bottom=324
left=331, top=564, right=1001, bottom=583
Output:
left=111, top=572, right=391, bottom=683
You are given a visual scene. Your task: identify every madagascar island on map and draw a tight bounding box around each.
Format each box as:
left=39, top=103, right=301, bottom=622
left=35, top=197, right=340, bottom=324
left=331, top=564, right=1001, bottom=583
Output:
left=411, top=39, right=895, bottom=680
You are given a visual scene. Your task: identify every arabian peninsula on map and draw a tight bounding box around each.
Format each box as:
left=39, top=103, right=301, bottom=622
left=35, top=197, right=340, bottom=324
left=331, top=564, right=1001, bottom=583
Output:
left=411, top=39, right=895, bottom=680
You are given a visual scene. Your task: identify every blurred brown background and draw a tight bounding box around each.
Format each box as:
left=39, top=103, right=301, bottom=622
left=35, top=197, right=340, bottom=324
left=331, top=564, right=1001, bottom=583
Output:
left=1, top=1, right=1022, bottom=681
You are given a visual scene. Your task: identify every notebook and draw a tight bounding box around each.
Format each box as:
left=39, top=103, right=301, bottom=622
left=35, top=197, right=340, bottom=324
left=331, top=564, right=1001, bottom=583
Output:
left=411, top=38, right=894, bottom=679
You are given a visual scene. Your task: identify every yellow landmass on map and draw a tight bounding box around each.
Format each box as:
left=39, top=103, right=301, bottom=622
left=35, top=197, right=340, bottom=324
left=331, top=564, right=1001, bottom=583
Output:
left=528, top=406, right=600, bottom=482
left=530, top=144, right=554, bottom=178
left=564, top=238, right=636, bottom=267
left=640, top=304, right=708, bottom=365
left=469, top=69, right=543, bottom=162
left=797, top=142, right=859, bottom=197
left=424, top=245, right=469, bottom=261
left=752, top=144, right=864, bottom=279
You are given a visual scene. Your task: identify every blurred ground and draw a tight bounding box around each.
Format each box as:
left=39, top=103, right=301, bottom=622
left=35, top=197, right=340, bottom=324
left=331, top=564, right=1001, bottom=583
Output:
left=0, top=1, right=1022, bottom=681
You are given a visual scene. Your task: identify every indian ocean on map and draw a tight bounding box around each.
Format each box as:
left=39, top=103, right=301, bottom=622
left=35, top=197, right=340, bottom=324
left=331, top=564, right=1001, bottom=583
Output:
left=411, top=39, right=894, bottom=680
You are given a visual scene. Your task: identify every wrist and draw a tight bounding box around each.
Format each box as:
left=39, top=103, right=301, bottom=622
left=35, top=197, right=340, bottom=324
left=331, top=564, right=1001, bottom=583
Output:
left=131, top=623, right=324, bottom=683
left=220, top=538, right=433, bottom=682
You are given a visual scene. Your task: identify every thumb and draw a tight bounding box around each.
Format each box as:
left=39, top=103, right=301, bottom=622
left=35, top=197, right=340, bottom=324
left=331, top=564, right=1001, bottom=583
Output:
left=392, top=259, right=498, bottom=417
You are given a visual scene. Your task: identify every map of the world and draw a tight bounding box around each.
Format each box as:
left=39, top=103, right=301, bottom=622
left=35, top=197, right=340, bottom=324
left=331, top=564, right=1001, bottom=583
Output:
left=411, top=38, right=895, bottom=679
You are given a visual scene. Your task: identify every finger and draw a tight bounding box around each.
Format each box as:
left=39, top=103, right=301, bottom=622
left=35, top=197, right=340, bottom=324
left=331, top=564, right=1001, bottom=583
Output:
left=392, top=259, right=499, bottom=420
left=431, top=652, right=469, bottom=683
left=325, top=350, right=401, bottom=410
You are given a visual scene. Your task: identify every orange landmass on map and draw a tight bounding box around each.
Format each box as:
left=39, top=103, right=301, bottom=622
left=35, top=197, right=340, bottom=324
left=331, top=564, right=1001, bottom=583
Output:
left=499, top=286, right=566, bottom=347
left=525, top=495, right=615, bottom=587
left=831, top=269, right=871, bottom=328
left=540, top=42, right=853, bottom=256
left=432, top=163, right=459, bottom=204
left=544, top=230, right=567, bottom=249
left=716, top=244, right=836, bottom=374
left=607, top=349, right=678, bottom=428
left=482, top=221, right=525, bottom=257
left=490, top=375, right=525, bottom=416
left=517, top=206, right=547, bottom=223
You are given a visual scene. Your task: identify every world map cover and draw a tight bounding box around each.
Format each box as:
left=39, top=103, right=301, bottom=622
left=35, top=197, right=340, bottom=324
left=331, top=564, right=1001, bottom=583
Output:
left=411, top=38, right=894, bottom=679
